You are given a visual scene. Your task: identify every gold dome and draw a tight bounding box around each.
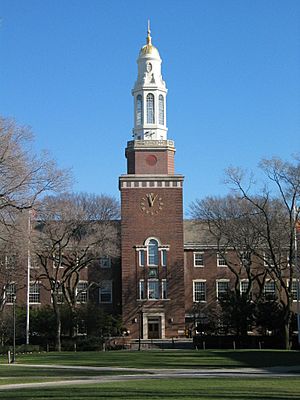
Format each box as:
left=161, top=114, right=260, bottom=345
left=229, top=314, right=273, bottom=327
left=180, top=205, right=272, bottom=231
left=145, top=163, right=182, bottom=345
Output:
left=139, top=20, right=161, bottom=59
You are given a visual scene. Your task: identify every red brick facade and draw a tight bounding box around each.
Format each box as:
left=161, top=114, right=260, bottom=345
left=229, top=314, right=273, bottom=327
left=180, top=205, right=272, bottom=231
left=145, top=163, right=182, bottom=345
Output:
left=119, top=139, right=185, bottom=338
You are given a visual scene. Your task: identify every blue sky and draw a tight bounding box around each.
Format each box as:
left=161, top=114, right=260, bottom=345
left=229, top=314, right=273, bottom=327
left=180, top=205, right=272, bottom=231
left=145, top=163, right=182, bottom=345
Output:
left=1, top=0, right=299, bottom=214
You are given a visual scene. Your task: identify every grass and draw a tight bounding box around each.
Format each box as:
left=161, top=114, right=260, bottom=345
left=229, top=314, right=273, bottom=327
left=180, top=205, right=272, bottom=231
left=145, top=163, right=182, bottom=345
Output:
left=0, top=378, right=300, bottom=399
left=2, top=349, right=300, bottom=369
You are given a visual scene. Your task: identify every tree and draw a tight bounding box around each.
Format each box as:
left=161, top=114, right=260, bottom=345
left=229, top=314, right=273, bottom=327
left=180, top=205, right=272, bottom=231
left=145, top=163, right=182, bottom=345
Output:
left=32, top=192, right=120, bottom=351
left=191, top=156, right=300, bottom=349
left=0, top=117, right=69, bottom=230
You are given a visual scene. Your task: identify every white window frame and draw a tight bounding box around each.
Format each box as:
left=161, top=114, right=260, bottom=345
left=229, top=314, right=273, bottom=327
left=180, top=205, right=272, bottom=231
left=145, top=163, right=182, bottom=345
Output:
left=76, top=281, right=88, bottom=303
left=148, top=279, right=159, bottom=300
left=161, top=249, right=167, bottom=267
left=217, top=253, right=227, bottom=267
left=264, top=280, right=276, bottom=300
left=240, top=279, right=249, bottom=294
left=29, top=281, right=41, bottom=304
left=216, top=279, right=230, bottom=301
left=288, top=279, right=300, bottom=302
left=146, top=93, right=155, bottom=124
left=136, top=94, right=143, bottom=126
left=158, top=94, right=164, bottom=125
left=139, top=279, right=145, bottom=300
left=193, top=280, right=206, bottom=302
left=99, top=280, right=112, bottom=304
left=194, top=252, right=204, bottom=267
left=5, top=282, right=16, bottom=304
left=139, top=250, right=146, bottom=267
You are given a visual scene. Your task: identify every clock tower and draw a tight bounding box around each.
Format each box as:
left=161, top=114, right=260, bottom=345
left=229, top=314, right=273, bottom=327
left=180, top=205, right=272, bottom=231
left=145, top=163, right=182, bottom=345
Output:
left=119, top=23, right=185, bottom=340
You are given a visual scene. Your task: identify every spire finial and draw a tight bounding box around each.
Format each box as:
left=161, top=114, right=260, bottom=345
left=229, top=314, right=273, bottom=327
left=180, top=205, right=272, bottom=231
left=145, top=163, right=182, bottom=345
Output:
left=147, top=19, right=152, bottom=45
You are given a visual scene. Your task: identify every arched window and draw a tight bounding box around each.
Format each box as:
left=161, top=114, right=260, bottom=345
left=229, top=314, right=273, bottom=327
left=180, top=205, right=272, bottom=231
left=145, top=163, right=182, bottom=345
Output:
left=159, top=94, right=164, bottom=125
left=148, top=239, right=158, bottom=265
left=146, top=93, right=155, bottom=124
left=136, top=95, right=143, bottom=126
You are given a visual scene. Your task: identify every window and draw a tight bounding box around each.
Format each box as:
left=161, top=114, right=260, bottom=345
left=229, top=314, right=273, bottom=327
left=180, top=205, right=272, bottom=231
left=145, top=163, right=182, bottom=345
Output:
left=148, top=280, right=159, bottom=299
left=264, top=280, right=276, bottom=300
left=53, top=284, right=64, bottom=304
left=161, top=249, right=167, bottom=267
left=194, top=252, right=204, bottom=267
left=159, top=94, right=164, bottom=125
left=148, top=239, right=159, bottom=266
left=146, top=93, right=155, bottom=123
left=139, top=279, right=145, bottom=300
left=162, top=279, right=168, bottom=299
left=139, top=250, right=145, bottom=267
left=29, top=282, right=40, bottom=304
left=99, top=280, right=112, bottom=303
left=77, top=281, right=88, bottom=303
left=264, top=251, right=275, bottom=266
left=53, top=253, right=63, bottom=268
left=217, top=280, right=229, bottom=300
left=240, top=280, right=249, bottom=294
left=4, top=255, right=16, bottom=270
left=291, top=280, right=300, bottom=301
left=193, top=280, right=206, bottom=302
left=100, top=256, right=111, bottom=268
left=5, top=283, right=16, bottom=304
left=217, top=253, right=227, bottom=267
left=136, top=95, right=143, bottom=126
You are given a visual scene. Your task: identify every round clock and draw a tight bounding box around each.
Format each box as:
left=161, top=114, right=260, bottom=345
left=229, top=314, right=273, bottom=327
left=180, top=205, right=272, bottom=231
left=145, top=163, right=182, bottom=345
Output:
left=140, top=193, right=164, bottom=215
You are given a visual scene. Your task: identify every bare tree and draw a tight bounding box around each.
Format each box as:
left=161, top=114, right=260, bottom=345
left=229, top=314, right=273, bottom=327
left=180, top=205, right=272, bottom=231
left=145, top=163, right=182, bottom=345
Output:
left=190, top=195, right=269, bottom=336
left=224, top=157, right=300, bottom=348
left=191, top=157, right=299, bottom=347
left=0, top=116, right=70, bottom=231
left=32, top=192, right=120, bottom=351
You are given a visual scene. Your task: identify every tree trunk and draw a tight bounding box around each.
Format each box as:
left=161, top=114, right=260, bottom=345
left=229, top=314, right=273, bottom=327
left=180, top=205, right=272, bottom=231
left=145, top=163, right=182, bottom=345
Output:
left=283, top=321, right=291, bottom=350
left=52, top=296, right=62, bottom=352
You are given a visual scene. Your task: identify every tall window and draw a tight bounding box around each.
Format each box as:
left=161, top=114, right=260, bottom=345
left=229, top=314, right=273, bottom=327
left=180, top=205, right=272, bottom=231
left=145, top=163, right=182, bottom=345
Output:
left=146, top=93, right=155, bottom=123
left=217, top=253, right=227, bottom=267
left=216, top=280, right=229, bottom=301
left=240, top=280, right=249, bottom=295
left=29, top=282, right=40, bottom=304
left=159, top=94, right=164, bottom=125
left=148, top=239, right=159, bottom=265
left=193, top=281, right=206, bottom=302
left=148, top=280, right=159, bottom=299
left=136, top=95, right=143, bottom=126
left=139, top=250, right=145, bottom=267
left=264, top=280, right=276, bottom=300
left=77, top=281, right=88, bottom=303
left=5, top=283, right=16, bottom=304
left=162, top=279, right=168, bottom=299
left=99, top=280, right=112, bottom=303
left=194, top=252, right=204, bottom=267
left=161, top=249, right=167, bottom=267
left=291, top=280, right=300, bottom=301
left=139, top=279, right=145, bottom=300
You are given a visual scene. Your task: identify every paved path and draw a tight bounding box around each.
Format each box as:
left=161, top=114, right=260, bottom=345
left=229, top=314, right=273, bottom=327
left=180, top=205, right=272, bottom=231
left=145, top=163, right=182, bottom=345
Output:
left=0, top=364, right=299, bottom=391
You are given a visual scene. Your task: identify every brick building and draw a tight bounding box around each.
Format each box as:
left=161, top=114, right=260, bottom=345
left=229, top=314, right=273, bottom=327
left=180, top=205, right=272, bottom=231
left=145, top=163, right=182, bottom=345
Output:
left=2, top=25, right=300, bottom=343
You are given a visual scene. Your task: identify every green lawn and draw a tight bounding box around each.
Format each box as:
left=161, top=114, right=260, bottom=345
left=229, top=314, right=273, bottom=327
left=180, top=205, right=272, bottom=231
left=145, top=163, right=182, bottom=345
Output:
left=3, top=349, right=300, bottom=369
left=0, top=378, right=300, bottom=399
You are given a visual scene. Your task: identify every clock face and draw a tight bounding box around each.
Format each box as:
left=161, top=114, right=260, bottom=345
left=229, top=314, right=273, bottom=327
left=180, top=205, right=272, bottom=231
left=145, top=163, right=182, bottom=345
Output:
left=140, top=193, right=164, bottom=215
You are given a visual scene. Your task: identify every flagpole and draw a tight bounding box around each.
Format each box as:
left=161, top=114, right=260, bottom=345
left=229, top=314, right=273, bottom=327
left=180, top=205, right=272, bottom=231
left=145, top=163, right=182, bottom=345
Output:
left=26, top=210, right=31, bottom=345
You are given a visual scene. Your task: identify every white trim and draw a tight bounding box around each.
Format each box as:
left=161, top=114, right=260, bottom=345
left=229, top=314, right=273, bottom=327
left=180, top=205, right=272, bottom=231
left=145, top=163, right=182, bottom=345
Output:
left=193, top=251, right=204, bottom=267
left=193, top=279, right=206, bottom=302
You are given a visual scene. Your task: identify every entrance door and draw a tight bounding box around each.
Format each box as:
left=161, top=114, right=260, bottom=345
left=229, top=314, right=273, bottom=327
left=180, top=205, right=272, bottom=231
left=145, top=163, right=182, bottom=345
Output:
left=148, top=318, right=160, bottom=339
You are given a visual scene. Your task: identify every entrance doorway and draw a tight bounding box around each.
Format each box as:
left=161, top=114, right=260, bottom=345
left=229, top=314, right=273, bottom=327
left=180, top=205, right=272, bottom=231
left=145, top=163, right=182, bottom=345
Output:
left=148, top=317, right=160, bottom=339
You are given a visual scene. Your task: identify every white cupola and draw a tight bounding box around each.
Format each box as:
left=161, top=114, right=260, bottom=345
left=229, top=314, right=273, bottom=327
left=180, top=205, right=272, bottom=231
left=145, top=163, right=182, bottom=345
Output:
left=132, top=22, right=168, bottom=141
